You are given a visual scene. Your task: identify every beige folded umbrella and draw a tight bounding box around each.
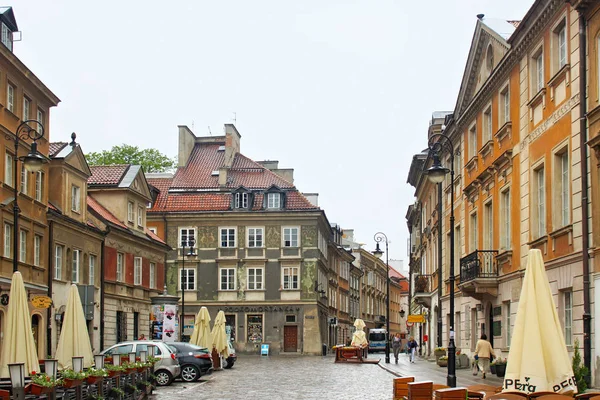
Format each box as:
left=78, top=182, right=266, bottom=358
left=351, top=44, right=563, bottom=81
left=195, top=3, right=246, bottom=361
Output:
left=211, top=311, right=229, bottom=358
left=351, top=318, right=368, bottom=347
left=55, top=284, right=94, bottom=370
left=190, top=307, right=212, bottom=349
left=503, top=249, right=576, bottom=394
left=0, top=271, right=40, bottom=377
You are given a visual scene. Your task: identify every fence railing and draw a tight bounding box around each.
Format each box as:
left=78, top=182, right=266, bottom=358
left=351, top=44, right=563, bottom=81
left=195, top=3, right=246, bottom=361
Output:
left=459, top=250, right=499, bottom=283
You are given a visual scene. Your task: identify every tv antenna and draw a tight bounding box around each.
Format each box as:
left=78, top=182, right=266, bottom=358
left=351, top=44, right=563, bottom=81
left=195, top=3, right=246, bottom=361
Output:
left=208, top=126, right=212, bottom=136
left=232, top=112, right=237, bottom=125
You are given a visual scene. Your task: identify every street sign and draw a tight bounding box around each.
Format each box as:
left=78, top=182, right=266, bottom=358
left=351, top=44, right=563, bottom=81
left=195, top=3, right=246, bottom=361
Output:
left=261, top=344, right=269, bottom=356
left=31, top=295, right=52, bottom=309
left=407, top=314, right=426, bottom=323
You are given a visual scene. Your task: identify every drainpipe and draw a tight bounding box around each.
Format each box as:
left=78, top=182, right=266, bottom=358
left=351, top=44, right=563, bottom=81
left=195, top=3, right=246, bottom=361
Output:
left=577, top=8, right=591, bottom=384
left=46, top=220, right=53, bottom=357
left=163, top=213, right=169, bottom=294
left=100, top=232, right=106, bottom=350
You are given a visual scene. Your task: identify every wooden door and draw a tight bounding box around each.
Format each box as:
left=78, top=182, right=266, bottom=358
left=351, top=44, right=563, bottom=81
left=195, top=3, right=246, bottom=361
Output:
left=284, top=325, right=297, bottom=352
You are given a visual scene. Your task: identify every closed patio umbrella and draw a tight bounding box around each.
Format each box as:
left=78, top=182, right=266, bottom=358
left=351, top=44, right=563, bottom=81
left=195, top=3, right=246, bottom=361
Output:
left=211, top=311, right=229, bottom=358
left=351, top=318, right=368, bottom=347
left=503, top=249, right=576, bottom=395
left=55, top=284, right=94, bottom=370
left=190, top=307, right=212, bottom=349
left=0, top=271, right=40, bottom=377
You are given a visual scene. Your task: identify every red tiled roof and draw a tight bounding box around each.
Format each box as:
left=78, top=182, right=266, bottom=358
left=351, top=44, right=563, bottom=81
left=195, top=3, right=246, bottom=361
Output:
left=49, top=142, right=68, bottom=157
left=507, top=20, right=520, bottom=28
left=88, top=165, right=129, bottom=185
left=165, top=193, right=231, bottom=211
left=286, top=191, right=316, bottom=209
left=87, top=196, right=127, bottom=229
left=147, top=177, right=172, bottom=209
left=146, top=228, right=166, bottom=245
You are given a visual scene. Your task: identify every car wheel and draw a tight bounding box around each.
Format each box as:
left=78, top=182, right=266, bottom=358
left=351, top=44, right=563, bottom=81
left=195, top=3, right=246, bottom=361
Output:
left=155, top=370, right=173, bottom=386
left=180, top=365, right=200, bottom=382
left=223, top=358, right=234, bottom=369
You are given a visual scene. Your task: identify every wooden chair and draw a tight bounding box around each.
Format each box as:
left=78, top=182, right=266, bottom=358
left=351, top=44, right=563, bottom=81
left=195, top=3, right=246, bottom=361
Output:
left=528, top=393, right=565, bottom=399
left=393, top=376, right=415, bottom=400
left=0, top=389, right=8, bottom=400
left=533, top=395, right=575, bottom=400
left=434, top=387, right=467, bottom=400
left=467, top=385, right=503, bottom=394
left=408, top=381, right=434, bottom=400
left=575, top=394, right=600, bottom=400
left=487, top=394, right=529, bottom=400
left=433, top=384, right=451, bottom=391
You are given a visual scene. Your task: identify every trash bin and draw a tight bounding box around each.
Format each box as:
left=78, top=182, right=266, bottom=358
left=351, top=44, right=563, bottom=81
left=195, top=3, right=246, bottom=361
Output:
left=322, top=343, right=327, bottom=356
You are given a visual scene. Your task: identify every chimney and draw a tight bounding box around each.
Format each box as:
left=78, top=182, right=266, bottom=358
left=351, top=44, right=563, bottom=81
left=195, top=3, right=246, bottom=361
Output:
left=303, top=193, right=318, bottom=207
left=224, top=124, right=241, bottom=168
left=257, top=160, right=294, bottom=184
left=178, top=125, right=196, bottom=167
left=218, top=167, right=228, bottom=188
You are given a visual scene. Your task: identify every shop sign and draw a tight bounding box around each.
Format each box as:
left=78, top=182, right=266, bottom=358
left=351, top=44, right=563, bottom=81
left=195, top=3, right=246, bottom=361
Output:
left=31, top=295, right=53, bottom=309
left=407, top=314, right=425, bottom=323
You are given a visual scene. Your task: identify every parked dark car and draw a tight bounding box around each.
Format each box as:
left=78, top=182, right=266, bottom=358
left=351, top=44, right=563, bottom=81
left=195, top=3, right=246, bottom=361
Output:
left=168, top=342, right=213, bottom=382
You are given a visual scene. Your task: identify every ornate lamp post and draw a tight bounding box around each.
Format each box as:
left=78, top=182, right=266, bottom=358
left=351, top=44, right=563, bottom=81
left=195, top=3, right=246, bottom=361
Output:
left=180, top=237, right=197, bottom=341
left=8, top=120, right=46, bottom=272
left=372, top=232, right=390, bottom=364
left=426, top=132, right=456, bottom=387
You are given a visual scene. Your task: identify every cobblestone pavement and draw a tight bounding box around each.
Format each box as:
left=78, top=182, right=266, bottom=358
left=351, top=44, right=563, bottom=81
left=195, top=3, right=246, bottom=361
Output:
left=150, top=352, right=504, bottom=399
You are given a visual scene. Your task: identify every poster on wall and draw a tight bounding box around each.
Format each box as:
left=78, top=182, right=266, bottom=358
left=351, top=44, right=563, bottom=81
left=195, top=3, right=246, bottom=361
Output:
left=247, top=314, right=263, bottom=343
left=163, top=304, right=178, bottom=342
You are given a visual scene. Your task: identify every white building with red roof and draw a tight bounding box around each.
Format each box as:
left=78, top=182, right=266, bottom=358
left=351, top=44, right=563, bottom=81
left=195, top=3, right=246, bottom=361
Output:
left=146, top=124, right=332, bottom=355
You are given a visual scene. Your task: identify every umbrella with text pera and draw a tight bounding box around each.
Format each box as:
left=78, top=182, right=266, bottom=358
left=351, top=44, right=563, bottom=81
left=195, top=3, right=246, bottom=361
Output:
left=0, top=271, right=40, bottom=377
left=503, top=249, right=576, bottom=394
left=55, top=284, right=94, bottom=369
left=211, top=311, right=229, bottom=358
left=190, top=307, right=212, bottom=348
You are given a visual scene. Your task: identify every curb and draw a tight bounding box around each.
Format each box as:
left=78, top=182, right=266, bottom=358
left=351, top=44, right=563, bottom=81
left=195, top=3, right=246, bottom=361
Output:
left=377, top=362, right=403, bottom=377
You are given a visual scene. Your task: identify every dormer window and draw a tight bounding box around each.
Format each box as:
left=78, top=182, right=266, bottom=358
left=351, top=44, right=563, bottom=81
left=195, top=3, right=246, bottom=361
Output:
left=1, top=23, right=12, bottom=51
left=267, top=193, right=281, bottom=209
left=235, top=192, right=248, bottom=209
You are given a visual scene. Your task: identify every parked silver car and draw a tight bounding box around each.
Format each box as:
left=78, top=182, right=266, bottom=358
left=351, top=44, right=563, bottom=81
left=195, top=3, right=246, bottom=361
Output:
left=100, top=340, right=181, bottom=386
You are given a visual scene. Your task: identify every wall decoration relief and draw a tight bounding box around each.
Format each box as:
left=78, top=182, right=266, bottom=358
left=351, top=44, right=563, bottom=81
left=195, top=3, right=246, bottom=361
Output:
left=266, top=226, right=281, bottom=248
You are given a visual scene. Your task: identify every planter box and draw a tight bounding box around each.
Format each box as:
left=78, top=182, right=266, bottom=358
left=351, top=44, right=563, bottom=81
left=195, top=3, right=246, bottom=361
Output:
left=86, top=376, right=103, bottom=385
left=27, top=383, right=53, bottom=396
left=63, top=378, right=83, bottom=388
left=437, top=360, right=448, bottom=367
left=490, top=364, right=497, bottom=374
left=107, top=370, right=121, bottom=378
left=495, top=364, right=506, bottom=377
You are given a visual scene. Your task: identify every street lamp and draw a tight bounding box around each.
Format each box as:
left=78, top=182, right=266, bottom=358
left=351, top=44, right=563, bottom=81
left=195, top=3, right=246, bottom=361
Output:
left=180, top=236, right=197, bottom=342
left=9, top=120, right=46, bottom=272
left=426, top=132, right=456, bottom=387
left=372, top=232, right=390, bottom=364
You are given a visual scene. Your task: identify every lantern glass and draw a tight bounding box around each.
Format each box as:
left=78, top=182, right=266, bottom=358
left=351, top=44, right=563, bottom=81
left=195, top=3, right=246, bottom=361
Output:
left=113, top=354, right=121, bottom=366
left=44, top=359, right=58, bottom=379
left=129, top=352, right=136, bottom=364
left=94, top=355, right=104, bottom=370
left=8, top=363, right=25, bottom=388
left=139, top=350, right=147, bottom=363
left=72, top=356, right=84, bottom=373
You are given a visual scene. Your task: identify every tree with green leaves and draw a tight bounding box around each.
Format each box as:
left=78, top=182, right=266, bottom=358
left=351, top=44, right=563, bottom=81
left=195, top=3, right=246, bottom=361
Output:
left=86, top=144, right=176, bottom=173
left=572, top=338, right=588, bottom=393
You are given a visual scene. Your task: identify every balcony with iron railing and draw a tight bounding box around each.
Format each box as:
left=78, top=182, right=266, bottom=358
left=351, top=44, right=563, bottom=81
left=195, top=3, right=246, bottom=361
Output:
left=413, top=274, right=435, bottom=308
left=458, top=250, right=499, bottom=299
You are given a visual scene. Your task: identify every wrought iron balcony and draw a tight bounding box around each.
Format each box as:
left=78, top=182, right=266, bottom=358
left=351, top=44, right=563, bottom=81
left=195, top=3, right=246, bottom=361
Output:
left=459, top=250, right=499, bottom=299
left=413, top=274, right=434, bottom=308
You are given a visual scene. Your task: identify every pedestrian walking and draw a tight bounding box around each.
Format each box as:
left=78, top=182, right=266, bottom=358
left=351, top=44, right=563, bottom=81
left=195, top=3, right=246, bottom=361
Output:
left=392, top=333, right=402, bottom=363
left=407, top=336, right=419, bottom=363
left=474, top=333, right=495, bottom=379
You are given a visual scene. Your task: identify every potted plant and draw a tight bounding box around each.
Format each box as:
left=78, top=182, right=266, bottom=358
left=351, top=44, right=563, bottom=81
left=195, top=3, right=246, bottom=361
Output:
left=490, top=360, right=497, bottom=374
left=61, top=368, right=87, bottom=388
left=123, top=383, right=139, bottom=394
left=137, top=380, right=152, bottom=392
left=437, top=355, right=448, bottom=367
left=27, top=372, right=62, bottom=395
left=495, top=358, right=507, bottom=377
left=105, top=363, right=124, bottom=378
left=107, top=387, right=125, bottom=399
left=86, top=367, right=108, bottom=384
left=434, top=347, right=447, bottom=362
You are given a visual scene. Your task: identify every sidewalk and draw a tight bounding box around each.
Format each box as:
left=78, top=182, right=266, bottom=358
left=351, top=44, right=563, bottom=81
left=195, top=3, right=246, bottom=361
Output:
left=371, top=352, right=504, bottom=388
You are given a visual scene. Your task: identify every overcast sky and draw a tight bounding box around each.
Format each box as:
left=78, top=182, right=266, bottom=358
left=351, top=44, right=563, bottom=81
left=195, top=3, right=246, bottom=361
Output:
left=14, top=0, right=534, bottom=263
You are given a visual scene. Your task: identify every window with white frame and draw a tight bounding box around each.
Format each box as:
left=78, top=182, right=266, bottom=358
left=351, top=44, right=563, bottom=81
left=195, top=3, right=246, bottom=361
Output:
left=137, top=205, right=143, bottom=226
left=220, top=268, right=236, bottom=290
left=220, top=227, right=236, bottom=247
left=283, top=227, right=299, bottom=247
left=484, top=202, right=493, bottom=250
left=180, top=268, right=196, bottom=290
left=564, top=290, right=572, bottom=346
left=179, top=227, right=196, bottom=248
left=468, top=124, right=477, bottom=159
left=6, top=83, right=14, bottom=112
left=235, top=192, right=248, bottom=209
left=20, top=164, right=27, bottom=195
left=36, top=108, right=44, bottom=133
left=72, top=249, right=80, bottom=283
left=134, top=257, right=142, bottom=285
left=469, top=212, right=478, bottom=252
left=483, top=106, right=492, bottom=143
left=4, top=224, right=12, bottom=258
left=116, top=252, right=124, bottom=282
left=532, top=47, right=544, bottom=93
left=22, top=97, right=30, bottom=121
left=500, top=85, right=510, bottom=125
left=534, top=166, right=546, bottom=238
left=247, top=267, right=264, bottom=290
left=267, top=193, right=281, bottom=209
left=19, top=229, right=26, bottom=262
left=34, top=234, right=41, bottom=266
left=89, top=254, right=96, bottom=285
left=35, top=171, right=43, bottom=202
left=500, top=188, right=511, bottom=250
left=505, top=301, right=511, bottom=347
left=555, top=150, right=570, bottom=228
left=1, top=23, right=12, bottom=51
left=54, top=244, right=63, bottom=280
left=282, top=266, right=299, bottom=289
left=554, top=20, right=567, bottom=71
left=149, top=262, right=156, bottom=289
left=5, top=152, right=13, bottom=187
left=71, top=185, right=81, bottom=213
left=127, top=201, right=134, bottom=222
left=247, top=227, right=263, bottom=248
left=148, top=227, right=157, bottom=234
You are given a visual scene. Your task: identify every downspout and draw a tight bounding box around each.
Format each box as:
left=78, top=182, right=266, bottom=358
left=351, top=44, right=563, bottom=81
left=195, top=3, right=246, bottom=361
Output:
left=578, top=8, right=592, bottom=384
left=47, top=219, right=53, bottom=357
left=163, top=213, right=168, bottom=294
left=100, top=232, right=106, bottom=350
